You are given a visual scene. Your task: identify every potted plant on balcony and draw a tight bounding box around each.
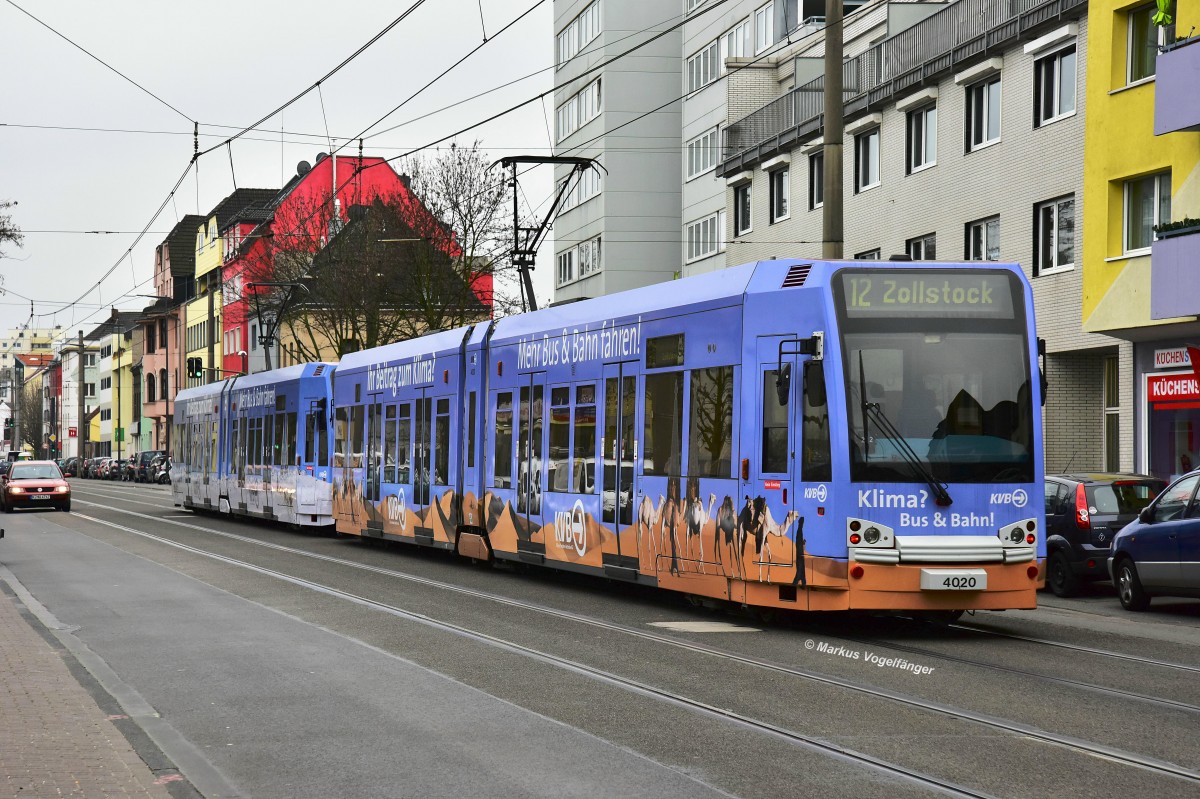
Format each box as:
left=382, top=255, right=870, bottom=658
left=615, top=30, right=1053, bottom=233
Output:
left=1154, top=217, right=1200, bottom=240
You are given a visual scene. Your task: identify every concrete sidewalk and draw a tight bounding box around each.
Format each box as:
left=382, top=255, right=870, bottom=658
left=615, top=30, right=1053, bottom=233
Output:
left=0, top=580, right=189, bottom=798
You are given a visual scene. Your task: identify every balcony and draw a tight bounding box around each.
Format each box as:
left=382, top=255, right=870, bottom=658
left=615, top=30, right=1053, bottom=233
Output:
left=1154, top=36, right=1200, bottom=135
left=721, top=0, right=1087, bottom=174
left=1151, top=225, right=1200, bottom=319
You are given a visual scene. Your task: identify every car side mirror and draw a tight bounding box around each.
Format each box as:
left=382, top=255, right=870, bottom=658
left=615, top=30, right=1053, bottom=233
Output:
left=1139, top=506, right=1154, bottom=524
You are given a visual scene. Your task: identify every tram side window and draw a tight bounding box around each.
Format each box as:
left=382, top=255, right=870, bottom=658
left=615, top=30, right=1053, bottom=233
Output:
left=383, top=405, right=397, bottom=482
left=263, top=415, right=274, bottom=467
left=237, top=415, right=247, bottom=478
left=575, top=384, right=596, bottom=494
left=494, top=392, right=513, bottom=488
left=210, top=421, right=218, bottom=473
left=274, top=413, right=286, bottom=466
left=467, top=392, right=477, bottom=469
left=434, top=399, right=450, bottom=486
left=644, top=372, right=684, bottom=476
left=762, top=370, right=789, bottom=474
left=229, top=419, right=239, bottom=474
left=334, top=408, right=348, bottom=467
left=349, top=406, right=364, bottom=468
left=689, top=367, right=734, bottom=478
left=549, top=387, right=571, bottom=492
left=802, top=362, right=832, bottom=482
left=397, top=405, right=411, bottom=483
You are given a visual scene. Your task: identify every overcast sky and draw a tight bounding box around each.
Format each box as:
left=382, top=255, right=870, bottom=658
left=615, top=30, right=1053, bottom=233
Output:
left=0, top=0, right=557, bottom=338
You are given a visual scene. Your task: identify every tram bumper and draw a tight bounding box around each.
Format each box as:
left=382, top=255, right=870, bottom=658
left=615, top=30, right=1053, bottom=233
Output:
left=845, top=532, right=1044, bottom=611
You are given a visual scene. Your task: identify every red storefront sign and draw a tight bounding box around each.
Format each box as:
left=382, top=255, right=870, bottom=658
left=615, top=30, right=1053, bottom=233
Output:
left=1147, top=373, right=1200, bottom=404
left=68, top=427, right=77, bottom=438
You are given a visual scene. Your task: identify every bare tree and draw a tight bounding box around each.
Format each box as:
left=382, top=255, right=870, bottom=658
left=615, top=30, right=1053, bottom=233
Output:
left=17, top=379, right=41, bottom=453
left=0, top=200, right=22, bottom=259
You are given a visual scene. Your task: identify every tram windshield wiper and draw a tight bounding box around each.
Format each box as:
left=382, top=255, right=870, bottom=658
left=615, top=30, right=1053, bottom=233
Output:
left=862, top=401, right=953, bottom=507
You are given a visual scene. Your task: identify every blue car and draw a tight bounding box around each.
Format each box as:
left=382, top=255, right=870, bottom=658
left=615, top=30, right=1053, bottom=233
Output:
left=1109, top=469, right=1200, bottom=611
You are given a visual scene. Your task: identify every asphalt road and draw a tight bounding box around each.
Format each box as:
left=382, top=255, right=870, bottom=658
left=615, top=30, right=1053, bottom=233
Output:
left=1, top=479, right=1198, bottom=799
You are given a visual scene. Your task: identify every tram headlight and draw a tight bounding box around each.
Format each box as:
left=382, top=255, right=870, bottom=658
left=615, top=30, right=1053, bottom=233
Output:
left=1009, top=527, right=1023, bottom=544
left=864, top=527, right=881, bottom=545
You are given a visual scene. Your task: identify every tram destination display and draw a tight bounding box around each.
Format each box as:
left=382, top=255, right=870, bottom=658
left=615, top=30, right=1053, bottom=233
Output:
left=836, top=270, right=1015, bottom=319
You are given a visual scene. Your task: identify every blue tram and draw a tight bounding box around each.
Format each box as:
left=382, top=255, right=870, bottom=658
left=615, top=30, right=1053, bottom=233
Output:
left=173, top=363, right=336, bottom=526
left=172, top=259, right=1045, bottom=613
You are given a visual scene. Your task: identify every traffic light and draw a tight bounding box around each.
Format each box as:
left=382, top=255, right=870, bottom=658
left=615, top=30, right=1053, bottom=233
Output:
left=3, top=418, right=12, bottom=434
left=187, top=357, right=203, bottom=380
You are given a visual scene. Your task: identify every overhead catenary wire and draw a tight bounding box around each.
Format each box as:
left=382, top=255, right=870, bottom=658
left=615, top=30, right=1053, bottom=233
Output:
left=3, top=0, right=194, bottom=125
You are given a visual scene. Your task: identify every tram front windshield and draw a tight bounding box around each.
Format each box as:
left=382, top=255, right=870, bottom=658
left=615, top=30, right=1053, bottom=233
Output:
left=834, top=269, right=1034, bottom=484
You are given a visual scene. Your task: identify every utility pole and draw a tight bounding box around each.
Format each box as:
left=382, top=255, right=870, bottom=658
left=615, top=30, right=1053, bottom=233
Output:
left=821, top=0, right=844, bottom=259
left=78, top=330, right=86, bottom=459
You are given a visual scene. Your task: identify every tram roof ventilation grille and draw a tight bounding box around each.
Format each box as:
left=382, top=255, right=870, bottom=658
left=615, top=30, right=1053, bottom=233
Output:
left=313, top=365, right=326, bottom=376
left=781, top=264, right=811, bottom=288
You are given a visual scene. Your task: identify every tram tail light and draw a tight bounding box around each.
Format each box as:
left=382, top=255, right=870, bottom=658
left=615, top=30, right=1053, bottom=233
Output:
left=1075, top=483, right=1090, bottom=530
left=846, top=519, right=894, bottom=548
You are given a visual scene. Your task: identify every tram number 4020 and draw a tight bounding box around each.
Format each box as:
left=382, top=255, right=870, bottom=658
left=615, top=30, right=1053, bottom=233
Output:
left=920, top=569, right=987, bottom=591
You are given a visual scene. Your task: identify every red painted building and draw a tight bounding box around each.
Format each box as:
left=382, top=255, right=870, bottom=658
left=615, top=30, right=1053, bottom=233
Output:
left=220, top=153, right=489, bottom=375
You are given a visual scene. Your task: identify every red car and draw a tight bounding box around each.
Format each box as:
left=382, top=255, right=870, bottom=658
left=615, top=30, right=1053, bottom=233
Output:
left=2, top=460, right=71, bottom=512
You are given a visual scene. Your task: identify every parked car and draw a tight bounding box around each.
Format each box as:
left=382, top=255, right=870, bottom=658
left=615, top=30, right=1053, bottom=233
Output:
left=95, top=457, right=113, bottom=479
left=108, top=459, right=128, bottom=481
left=61, top=457, right=79, bottom=477
left=1043, top=473, right=1166, bottom=597
left=1, top=460, right=70, bottom=512
left=153, top=457, right=172, bottom=484
left=78, top=457, right=92, bottom=478
left=132, top=450, right=164, bottom=483
left=1109, top=469, right=1200, bottom=611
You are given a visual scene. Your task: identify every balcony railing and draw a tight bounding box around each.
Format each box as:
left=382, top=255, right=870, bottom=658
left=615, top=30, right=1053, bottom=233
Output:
left=721, top=0, right=1087, bottom=171
left=1154, top=34, right=1200, bottom=136
left=1151, top=225, right=1200, bottom=320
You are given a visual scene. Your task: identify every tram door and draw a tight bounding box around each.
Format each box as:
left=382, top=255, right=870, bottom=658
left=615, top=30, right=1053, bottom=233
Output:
left=753, top=336, right=798, bottom=582
left=602, top=363, right=637, bottom=567
left=362, top=398, right=381, bottom=503
left=414, top=393, right=432, bottom=509
left=518, top=373, right=548, bottom=536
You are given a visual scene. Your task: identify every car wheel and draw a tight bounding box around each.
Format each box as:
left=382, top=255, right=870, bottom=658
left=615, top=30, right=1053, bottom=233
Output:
left=1047, top=551, right=1080, bottom=598
left=1116, top=559, right=1151, bottom=612
left=61, top=502, right=71, bottom=512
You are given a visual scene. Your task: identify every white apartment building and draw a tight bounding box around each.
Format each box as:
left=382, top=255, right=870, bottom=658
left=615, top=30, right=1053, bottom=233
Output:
left=52, top=329, right=99, bottom=460
left=551, top=0, right=683, bottom=301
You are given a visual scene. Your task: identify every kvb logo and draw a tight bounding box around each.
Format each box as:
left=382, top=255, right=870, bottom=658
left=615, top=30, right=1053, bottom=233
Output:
left=803, top=485, right=828, bottom=502
left=554, top=499, right=588, bottom=557
left=989, top=488, right=1028, bottom=508
left=385, top=488, right=408, bottom=531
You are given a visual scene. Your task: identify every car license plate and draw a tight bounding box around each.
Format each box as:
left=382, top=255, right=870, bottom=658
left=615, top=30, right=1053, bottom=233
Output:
left=29, top=495, right=50, bottom=501
left=920, top=569, right=986, bottom=591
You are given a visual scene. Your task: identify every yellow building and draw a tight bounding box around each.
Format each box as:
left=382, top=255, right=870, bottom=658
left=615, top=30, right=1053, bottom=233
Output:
left=111, top=333, right=137, bottom=462
left=1083, top=1, right=1200, bottom=477
left=184, top=189, right=278, bottom=386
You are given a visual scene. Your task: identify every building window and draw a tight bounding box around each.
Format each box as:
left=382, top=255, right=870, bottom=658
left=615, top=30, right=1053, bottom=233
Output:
left=146, top=374, right=157, bottom=404
left=686, top=127, right=720, bottom=180
left=733, top=183, right=752, bottom=236
left=556, top=78, right=601, bottom=141
left=906, top=105, right=936, bottom=173
left=769, top=167, right=789, bottom=223
left=84, top=383, right=95, bottom=397
left=557, top=249, right=575, bottom=286
left=854, top=128, right=880, bottom=193
left=808, top=152, right=823, bottom=210
left=686, top=210, right=726, bottom=262
left=1124, top=172, right=1171, bottom=253
left=1034, top=46, right=1076, bottom=127
left=1128, top=3, right=1173, bottom=84
left=966, top=76, right=1001, bottom=150
left=558, top=166, right=602, bottom=213
left=1104, top=356, right=1120, bottom=471
left=1034, top=195, right=1075, bottom=275
left=754, top=2, right=774, bottom=54
left=688, top=40, right=720, bottom=93
left=721, top=18, right=751, bottom=64
left=556, top=1, right=600, bottom=67
left=906, top=233, right=936, bottom=260
left=854, top=249, right=881, bottom=260
left=966, top=216, right=1001, bottom=261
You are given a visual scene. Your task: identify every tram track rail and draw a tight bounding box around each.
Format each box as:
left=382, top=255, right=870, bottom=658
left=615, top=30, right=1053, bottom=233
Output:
left=69, top=495, right=1200, bottom=789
